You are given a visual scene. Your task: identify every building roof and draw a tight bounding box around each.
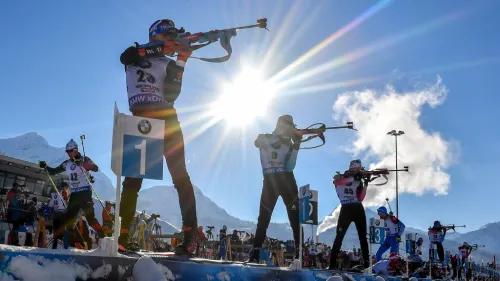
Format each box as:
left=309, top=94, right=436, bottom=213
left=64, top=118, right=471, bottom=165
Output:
left=0, top=154, right=67, bottom=182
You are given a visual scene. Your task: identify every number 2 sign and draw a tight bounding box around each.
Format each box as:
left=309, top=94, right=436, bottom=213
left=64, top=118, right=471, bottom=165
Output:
left=112, top=103, right=164, bottom=180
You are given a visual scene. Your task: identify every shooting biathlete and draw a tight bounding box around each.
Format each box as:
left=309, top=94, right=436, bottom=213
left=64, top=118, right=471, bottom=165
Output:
left=247, top=117, right=356, bottom=263
left=375, top=206, right=405, bottom=262
left=39, top=139, right=105, bottom=248
left=329, top=159, right=371, bottom=270
left=247, top=115, right=304, bottom=263
left=428, top=220, right=447, bottom=263
left=118, top=18, right=268, bottom=254
left=459, top=242, right=473, bottom=263
left=118, top=19, right=198, bottom=254
left=427, top=220, right=464, bottom=264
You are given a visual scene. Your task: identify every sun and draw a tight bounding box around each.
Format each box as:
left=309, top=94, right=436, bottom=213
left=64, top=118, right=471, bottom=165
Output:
left=209, top=67, right=277, bottom=128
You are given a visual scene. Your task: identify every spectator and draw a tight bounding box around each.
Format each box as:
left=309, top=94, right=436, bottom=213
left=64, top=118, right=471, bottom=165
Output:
left=7, top=183, right=24, bottom=245
left=197, top=226, right=207, bottom=241
left=102, top=201, right=114, bottom=236
left=26, top=197, right=38, bottom=230
left=48, top=183, right=69, bottom=249
left=231, top=230, right=240, bottom=244
left=196, top=226, right=207, bottom=256
left=451, top=254, right=458, bottom=279
left=219, top=225, right=227, bottom=241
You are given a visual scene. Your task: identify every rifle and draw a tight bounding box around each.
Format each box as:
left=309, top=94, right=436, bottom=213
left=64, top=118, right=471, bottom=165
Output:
left=336, top=166, right=410, bottom=186
left=441, top=224, right=466, bottom=234
left=470, top=244, right=485, bottom=251
left=295, top=122, right=357, bottom=149
left=135, top=18, right=268, bottom=63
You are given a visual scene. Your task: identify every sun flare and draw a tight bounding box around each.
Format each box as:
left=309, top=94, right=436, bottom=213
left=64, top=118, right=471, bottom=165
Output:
left=209, top=67, right=277, bottom=128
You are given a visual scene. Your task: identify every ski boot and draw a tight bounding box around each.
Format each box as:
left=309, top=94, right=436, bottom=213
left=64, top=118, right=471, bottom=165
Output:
left=246, top=248, right=261, bottom=263
left=174, top=228, right=195, bottom=257
left=362, top=261, right=371, bottom=274
left=118, top=233, right=140, bottom=252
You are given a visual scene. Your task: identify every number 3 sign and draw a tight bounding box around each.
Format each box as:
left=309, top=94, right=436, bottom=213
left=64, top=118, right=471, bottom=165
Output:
left=111, top=103, right=164, bottom=180
left=369, top=218, right=386, bottom=245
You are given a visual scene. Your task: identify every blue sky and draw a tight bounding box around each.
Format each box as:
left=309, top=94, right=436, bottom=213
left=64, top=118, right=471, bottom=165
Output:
left=1, top=0, right=499, bottom=233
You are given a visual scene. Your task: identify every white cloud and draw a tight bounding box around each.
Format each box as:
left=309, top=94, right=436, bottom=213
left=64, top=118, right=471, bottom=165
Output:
left=317, top=76, right=457, bottom=234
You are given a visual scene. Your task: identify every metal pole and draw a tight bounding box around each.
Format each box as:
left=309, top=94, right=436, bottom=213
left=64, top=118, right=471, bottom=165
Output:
left=112, top=174, right=122, bottom=256
left=299, top=224, right=303, bottom=269
left=395, top=135, right=399, bottom=218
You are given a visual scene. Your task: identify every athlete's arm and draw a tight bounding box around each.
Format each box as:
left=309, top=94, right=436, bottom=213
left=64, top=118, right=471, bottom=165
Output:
left=45, top=162, right=65, bottom=175
left=83, top=157, right=99, bottom=172
left=254, top=134, right=275, bottom=148
left=391, top=216, right=405, bottom=236
left=120, top=46, right=141, bottom=66
left=163, top=61, right=185, bottom=102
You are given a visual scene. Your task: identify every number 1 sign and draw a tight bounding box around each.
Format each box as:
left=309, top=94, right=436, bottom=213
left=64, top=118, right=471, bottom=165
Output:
left=111, top=103, right=164, bottom=180
left=298, top=184, right=310, bottom=224
left=109, top=103, right=164, bottom=256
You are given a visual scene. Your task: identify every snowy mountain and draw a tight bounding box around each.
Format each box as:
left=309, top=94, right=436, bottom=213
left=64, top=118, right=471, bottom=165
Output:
left=1, top=132, right=498, bottom=262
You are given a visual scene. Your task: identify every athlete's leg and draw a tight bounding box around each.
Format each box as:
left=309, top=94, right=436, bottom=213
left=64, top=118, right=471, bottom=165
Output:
left=52, top=212, right=62, bottom=249
left=389, top=236, right=400, bottom=254
left=281, top=172, right=301, bottom=248
left=329, top=205, right=352, bottom=269
left=120, top=177, right=143, bottom=243
left=352, top=204, right=370, bottom=266
left=375, top=243, right=391, bottom=261
left=163, top=108, right=197, bottom=233
left=82, top=191, right=104, bottom=237
left=436, top=242, right=445, bottom=261
left=253, top=175, right=280, bottom=248
left=63, top=191, right=87, bottom=247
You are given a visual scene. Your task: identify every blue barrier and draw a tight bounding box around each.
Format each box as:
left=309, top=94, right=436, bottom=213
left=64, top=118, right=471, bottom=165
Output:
left=0, top=245, right=497, bottom=281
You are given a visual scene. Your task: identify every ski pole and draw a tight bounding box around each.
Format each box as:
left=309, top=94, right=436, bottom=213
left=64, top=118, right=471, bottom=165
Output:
left=385, top=198, right=394, bottom=215
left=80, top=135, right=87, bottom=159
left=79, top=167, right=113, bottom=233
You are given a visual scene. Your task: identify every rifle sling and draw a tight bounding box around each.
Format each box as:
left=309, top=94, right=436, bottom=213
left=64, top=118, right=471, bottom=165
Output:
left=190, top=33, right=234, bottom=63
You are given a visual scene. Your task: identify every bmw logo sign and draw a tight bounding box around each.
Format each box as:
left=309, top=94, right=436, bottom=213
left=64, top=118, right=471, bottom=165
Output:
left=70, top=163, right=76, bottom=171
left=138, top=120, right=152, bottom=135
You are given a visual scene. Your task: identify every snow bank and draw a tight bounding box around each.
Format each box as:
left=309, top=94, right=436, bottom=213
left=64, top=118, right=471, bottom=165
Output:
left=133, top=256, right=167, bottom=281
left=8, top=255, right=92, bottom=281
left=0, top=237, right=123, bottom=258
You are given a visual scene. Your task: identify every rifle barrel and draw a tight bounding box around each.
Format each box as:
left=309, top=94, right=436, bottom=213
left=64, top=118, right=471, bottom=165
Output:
left=220, top=18, right=268, bottom=32
left=324, top=126, right=352, bottom=130
left=385, top=169, right=409, bottom=172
